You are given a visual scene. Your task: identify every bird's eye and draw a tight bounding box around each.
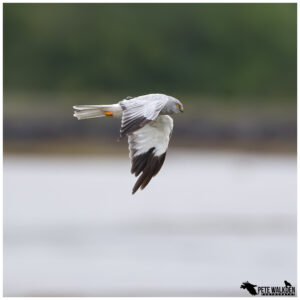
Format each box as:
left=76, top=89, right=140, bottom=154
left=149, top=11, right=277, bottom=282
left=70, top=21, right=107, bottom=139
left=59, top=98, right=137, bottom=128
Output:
left=176, top=104, right=180, bottom=108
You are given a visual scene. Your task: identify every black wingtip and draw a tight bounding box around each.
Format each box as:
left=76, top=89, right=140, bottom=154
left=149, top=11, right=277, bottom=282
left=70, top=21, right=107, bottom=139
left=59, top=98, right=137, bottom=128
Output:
left=131, top=151, right=166, bottom=194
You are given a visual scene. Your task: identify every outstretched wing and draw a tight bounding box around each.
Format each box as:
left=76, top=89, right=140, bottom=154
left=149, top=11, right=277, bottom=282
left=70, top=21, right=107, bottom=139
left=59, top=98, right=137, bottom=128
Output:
left=119, top=94, right=168, bottom=138
left=128, top=115, right=173, bottom=194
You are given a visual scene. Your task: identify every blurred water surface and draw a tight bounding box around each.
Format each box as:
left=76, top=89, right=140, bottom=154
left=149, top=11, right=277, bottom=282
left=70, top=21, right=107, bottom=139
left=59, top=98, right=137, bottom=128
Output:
left=4, top=151, right=296, bottom=296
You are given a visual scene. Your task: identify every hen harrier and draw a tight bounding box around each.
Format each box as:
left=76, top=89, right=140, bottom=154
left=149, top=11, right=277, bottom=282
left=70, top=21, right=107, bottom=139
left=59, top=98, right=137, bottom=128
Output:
left=73, top=93, right=184, bottom=194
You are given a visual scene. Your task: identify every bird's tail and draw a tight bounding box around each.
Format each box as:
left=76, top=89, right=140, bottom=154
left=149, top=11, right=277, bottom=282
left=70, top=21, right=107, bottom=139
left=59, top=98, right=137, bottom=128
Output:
left=73, top=104, right=122, bottom=120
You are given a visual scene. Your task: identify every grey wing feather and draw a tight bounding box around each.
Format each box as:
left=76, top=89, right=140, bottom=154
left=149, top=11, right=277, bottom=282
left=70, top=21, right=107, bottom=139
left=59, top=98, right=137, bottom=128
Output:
left=119, top=94, right=168, bottom=138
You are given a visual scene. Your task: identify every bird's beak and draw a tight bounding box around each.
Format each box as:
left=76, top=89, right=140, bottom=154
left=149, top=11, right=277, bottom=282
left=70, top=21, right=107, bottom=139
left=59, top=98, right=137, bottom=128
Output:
left=180, top=106, right=184, bottom=113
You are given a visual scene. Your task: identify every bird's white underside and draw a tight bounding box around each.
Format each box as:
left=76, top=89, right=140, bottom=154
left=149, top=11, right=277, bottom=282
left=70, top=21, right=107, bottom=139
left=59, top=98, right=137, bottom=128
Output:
left=128, top=115, right=173, bottom=158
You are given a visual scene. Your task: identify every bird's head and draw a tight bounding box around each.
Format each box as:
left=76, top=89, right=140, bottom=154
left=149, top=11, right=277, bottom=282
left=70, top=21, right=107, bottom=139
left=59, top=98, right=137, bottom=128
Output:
left=167, top=96, right=184, bottom=113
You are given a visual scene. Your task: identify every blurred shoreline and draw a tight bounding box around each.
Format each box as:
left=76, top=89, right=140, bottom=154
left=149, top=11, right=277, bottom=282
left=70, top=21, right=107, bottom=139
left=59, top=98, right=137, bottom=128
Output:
left=4, top=93, right=296, bottom=155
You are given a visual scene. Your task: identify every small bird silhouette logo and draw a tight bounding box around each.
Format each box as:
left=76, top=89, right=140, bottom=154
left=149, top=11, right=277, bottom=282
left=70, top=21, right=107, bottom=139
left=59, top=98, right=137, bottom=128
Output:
left=284, top=280, right=292, bottom=287
left=240, top=281, right=257, bottom=295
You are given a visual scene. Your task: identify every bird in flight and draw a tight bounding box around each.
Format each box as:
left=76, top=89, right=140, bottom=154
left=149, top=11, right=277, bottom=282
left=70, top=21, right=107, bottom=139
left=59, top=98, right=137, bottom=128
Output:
left=73, top=93, right=184, bottom=194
